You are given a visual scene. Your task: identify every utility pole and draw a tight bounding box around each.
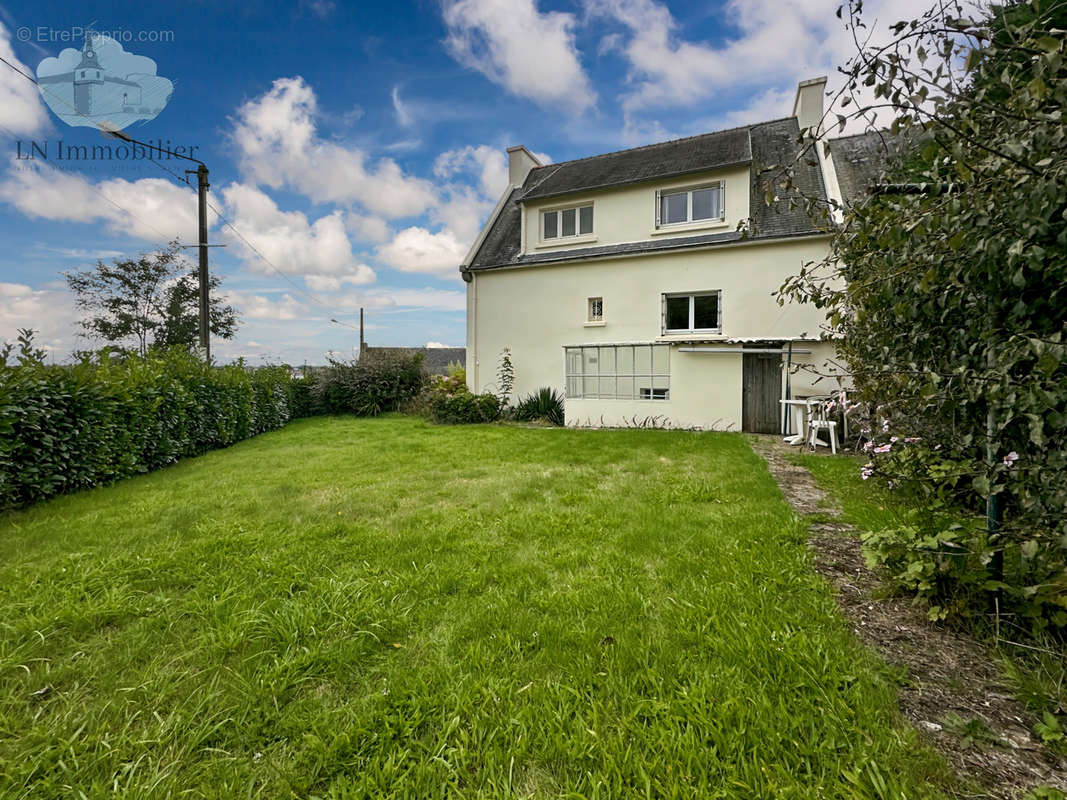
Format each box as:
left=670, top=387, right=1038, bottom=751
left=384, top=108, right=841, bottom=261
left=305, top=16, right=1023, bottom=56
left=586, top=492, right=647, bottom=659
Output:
left=195, top=164, right=210, bottom=361
left=103, top=128, right=214, bottom=362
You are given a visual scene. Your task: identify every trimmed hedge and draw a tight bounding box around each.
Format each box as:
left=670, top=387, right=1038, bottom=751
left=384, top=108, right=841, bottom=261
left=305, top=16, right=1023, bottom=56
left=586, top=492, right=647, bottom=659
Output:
left=0, top=342, right=430, bottom=511
left=0, top=347, right=293, bottom=510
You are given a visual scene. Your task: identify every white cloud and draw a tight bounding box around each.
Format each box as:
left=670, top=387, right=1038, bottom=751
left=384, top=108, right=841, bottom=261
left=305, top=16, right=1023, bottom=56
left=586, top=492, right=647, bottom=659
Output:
left=341, top=286, right=467, bottom=312
left=442, top=0, right=595, bottom=113
left=220, top=182, right=376, bottom=284
left=434, top=144, right=508, bottom=199
left=225, top=291, right=306, bottom=321
left=304, top=273, right=377, bottom=292
left=0, top=162, right=210, bottom=243
left=375, top=227, right=468, bottom=278
left=425, top=341, right=453, bottom=348
left=231, top=77, right=437, bottom=218
left=391, top=86, right=414, bottom=127
left=0, top=282, right=77, bottom=354
left=589, top=0, right=932, bottom=126
left=0, top=23, right=51, bottom=137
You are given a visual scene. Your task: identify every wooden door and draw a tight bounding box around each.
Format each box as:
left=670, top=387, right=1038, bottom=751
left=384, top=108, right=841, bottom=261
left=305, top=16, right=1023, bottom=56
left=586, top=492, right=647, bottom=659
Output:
left=742, top=351, right=782, bottom=433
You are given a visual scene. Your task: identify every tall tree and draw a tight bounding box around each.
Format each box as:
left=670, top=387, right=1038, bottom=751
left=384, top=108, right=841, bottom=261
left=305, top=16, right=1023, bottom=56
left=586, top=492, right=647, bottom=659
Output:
left=65, top=241, right=238, bottom=357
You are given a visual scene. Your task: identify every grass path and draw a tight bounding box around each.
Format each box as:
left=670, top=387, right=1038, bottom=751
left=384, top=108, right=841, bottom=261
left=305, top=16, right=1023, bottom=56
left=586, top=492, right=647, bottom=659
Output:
left=0, top=417, right=952, bottom=798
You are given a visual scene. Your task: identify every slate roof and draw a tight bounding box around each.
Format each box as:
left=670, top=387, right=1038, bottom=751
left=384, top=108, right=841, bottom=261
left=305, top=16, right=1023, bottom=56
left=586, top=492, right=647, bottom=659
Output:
left=827, top=130, right=896, bottom=206
left=521, top=126, right=752, bottom=201
left=466, top=116, right=836, bottom=273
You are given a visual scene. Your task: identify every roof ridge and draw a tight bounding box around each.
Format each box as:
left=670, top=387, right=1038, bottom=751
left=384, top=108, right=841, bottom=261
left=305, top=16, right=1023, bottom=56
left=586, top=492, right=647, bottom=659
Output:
left=527, top=115, right=797, bottom=173
left=827, top=128, right=891, bottom=142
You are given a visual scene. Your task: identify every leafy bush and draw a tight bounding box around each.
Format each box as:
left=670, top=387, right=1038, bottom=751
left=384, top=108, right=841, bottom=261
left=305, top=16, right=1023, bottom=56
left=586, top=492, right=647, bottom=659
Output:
left=309, top=351, right=427, bottom=416
left=426, top=374, right=501, bottom=424
left=0, top=334, right=294, bottom=510
left=513, top=387, right=565, bottom=426
left=779, top=1, right=1067, bottom=635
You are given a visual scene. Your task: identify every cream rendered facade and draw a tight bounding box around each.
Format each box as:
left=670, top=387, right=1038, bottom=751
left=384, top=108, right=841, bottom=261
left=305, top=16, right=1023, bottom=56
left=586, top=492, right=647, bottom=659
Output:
left=462, top=78, right=848, bottom=431
left=465, top=235, right=839, bottom=430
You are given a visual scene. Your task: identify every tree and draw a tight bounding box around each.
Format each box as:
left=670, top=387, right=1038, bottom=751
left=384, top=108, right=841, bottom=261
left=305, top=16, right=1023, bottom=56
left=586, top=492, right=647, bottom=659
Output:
left=777, top=0, right=1067, bottom=631
left=65, top=241, right=238, bottom=357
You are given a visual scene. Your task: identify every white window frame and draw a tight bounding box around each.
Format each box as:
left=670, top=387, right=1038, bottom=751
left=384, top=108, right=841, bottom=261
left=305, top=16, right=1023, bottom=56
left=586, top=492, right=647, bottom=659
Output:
left=541, top=203, right=594, bottom=242
left=587, top=296, right=603, bottom=323
left=564, top=344, right=670, bottom=401
left=662, top=291, right=722, bottom=335
left=655, top=182, right=725, bottom=229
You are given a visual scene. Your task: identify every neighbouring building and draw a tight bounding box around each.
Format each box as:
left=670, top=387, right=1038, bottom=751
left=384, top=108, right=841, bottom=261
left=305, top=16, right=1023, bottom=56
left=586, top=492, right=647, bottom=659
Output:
left=361, top=346, right=466, bottom=377
left=460, top=77, right=882, bottom=431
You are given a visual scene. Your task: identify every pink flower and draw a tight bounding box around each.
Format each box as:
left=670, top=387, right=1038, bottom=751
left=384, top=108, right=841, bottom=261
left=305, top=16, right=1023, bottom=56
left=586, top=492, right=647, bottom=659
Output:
left=881, top=419, right=890, bottom=432
left=861, top=463, right=874, bottom=480
left=862, top=441, right=874, bottom=453
left=1003, top=451, right=1019, bottom=466
left=890, top=436, right=899, bottom=443
left=873, top=444, right=892, bottom=454
left=904, top=437, right=921, bottom=443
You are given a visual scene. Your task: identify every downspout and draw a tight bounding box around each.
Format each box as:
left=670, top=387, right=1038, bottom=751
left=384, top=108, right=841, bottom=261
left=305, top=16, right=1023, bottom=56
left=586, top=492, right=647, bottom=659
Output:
left=461, top=267, right=477, bottom=391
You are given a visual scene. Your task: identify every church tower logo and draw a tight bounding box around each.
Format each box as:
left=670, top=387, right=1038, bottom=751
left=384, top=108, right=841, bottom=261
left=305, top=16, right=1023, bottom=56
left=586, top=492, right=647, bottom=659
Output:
left=35, top=31, right=173, bottom=130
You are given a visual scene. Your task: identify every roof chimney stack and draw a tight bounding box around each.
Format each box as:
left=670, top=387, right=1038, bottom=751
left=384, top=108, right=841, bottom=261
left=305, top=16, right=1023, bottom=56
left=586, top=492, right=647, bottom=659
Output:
left=507, top=145, right=541, bottom=188
left=792, top=76, right=828, bottom=136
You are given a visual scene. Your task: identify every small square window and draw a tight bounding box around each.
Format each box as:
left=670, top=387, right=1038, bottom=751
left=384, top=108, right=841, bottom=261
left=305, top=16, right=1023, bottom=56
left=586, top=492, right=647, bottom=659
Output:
left=588, top=297, right=603, bottom=322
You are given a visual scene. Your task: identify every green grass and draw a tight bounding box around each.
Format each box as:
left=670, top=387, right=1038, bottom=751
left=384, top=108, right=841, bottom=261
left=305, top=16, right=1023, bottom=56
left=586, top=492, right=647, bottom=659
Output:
left=0, top=417, right=954, bottom=799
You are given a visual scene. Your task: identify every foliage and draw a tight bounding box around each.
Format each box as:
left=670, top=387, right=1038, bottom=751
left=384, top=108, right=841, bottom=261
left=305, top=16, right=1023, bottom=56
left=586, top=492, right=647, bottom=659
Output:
left=0, top=417, right=957, bottom=797
left=426, top=374, right=501, bottom=424
left=65, top=240, right=238, bottom=356
left=513, top=386, right=565, bottom=426
left=0, top=330, right=291, bottom=510
left=778, top=0, right=1067, bottom=634
left=310, top=350, right=427, bottom=416
left=495, top=347, right=514, bottom=406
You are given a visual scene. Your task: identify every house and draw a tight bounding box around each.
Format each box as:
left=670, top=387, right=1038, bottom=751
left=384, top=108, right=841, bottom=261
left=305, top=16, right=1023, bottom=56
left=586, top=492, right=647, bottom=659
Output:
left=460, top=77, right=883, bottom=432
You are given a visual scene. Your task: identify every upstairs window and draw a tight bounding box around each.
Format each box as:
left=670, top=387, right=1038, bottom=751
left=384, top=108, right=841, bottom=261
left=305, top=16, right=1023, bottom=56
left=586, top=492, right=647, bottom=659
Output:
left=588, top=297, right=603, bottom=322
left=657, top=183, right=724, bottom=227
left=663, top=291, right=721, bottom=334
left=543, top=204, right=593, bottom=241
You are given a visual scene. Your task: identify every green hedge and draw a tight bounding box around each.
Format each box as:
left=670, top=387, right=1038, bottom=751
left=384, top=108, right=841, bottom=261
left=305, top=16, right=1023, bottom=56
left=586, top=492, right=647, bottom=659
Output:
left=0, top=347, right=293, bottom=511
left=0, top=343, right=430, bottom=511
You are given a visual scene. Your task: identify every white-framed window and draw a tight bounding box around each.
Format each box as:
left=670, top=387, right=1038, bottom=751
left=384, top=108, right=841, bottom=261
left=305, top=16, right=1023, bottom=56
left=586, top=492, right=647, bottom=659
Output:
left=656, top=183, right=725, bottom=227
left=565, top=344, right=670, bottom=400
left=543, top=204, right=593, bottom=240
left=662, top=291, right=721, bottom=334
left=588, top=297, right=603, bottom=322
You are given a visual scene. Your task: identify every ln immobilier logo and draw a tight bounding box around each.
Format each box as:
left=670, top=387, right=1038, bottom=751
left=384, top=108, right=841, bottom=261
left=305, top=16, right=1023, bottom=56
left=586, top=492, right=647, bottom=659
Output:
left=34, top=30, right=173, bottom=130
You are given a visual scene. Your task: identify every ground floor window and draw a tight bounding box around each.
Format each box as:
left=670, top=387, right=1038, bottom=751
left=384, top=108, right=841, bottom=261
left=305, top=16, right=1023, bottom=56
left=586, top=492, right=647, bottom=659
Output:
left=565, top=344, right=670, bottom=400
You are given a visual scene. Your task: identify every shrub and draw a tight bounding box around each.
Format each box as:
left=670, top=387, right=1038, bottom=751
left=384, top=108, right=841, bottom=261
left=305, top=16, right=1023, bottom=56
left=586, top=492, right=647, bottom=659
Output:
left=310, top=351, right=427, bottom=416
left=513, top=387, right=565, bottom=426
left=0, top=336, right=294, bottom=510
left=426, top=374, right=501, bottom=424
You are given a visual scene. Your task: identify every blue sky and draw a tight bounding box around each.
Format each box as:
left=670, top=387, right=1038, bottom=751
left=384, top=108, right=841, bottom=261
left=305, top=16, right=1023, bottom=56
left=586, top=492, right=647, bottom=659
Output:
left=0, top=0, right=918, bottom=364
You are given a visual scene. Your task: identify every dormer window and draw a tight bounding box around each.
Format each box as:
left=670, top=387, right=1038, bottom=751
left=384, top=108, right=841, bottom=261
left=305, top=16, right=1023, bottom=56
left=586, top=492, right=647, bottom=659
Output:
left=656, top=183, right=725, bottom=228
left=543, top=203, right=593, bottom=241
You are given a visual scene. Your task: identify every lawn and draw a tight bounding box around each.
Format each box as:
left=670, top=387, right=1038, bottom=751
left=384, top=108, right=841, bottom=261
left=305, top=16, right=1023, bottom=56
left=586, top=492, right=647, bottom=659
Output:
left=0, top=416, right=953, bottom=799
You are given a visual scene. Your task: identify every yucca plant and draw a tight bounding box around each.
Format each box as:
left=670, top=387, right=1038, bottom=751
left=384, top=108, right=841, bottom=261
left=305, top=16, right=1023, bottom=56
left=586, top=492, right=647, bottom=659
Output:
left=513, top=387, right=564, bottom=426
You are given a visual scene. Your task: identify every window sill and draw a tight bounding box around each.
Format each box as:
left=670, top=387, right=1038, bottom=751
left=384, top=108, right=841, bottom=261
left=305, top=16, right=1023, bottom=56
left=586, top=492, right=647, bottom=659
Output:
left=650, top=220, right=729, bottom=237
left=535, top=235, right=598, bottom=249
left=583, top=320, right=606, bottom=327
left=660, top=331, right=723, bottom=338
